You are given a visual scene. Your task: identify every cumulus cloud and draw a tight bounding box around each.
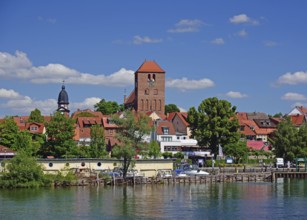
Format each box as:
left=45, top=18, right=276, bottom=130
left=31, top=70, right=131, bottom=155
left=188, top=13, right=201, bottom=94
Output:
left=229, top=14, right=259, bottom=25
left=0, top=89, right=101, bottom=116
left=166, top=77, right=215, bottom=91
left=0, top=51, right=134, bottom=87
left=281, top=92, right=307, bottom=101
left=168, top=19, right=205, bottom=33
left=276, top=71, right=307, bottom=85
left=226, top=91, right=248, bottom=98
left=211, top=38, right=225, bottom=45
left=133, top=36, right=162, bottom=45
left=70, top=97, right=101, bottom=110
left=0, top=88, right=21, bottom=99
left=1, top=96, right=57, bottom=116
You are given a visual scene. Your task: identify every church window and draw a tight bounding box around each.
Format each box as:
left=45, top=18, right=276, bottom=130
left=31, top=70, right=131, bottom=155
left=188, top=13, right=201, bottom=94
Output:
left=153, top=74, right=156, bottom=81
left=145, top=99, right=148, bottom=111
left=141, top=99, right=144, bottom=110
left=145, top=88, right=149, bottom=95
left=159, top=100, right=162, bottom=111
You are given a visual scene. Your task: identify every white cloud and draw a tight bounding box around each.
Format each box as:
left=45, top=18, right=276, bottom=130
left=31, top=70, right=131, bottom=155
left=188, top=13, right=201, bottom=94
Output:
left=168, top=19, right=205, bottom=33
left=0, top=51, right=134, bottom=87
left=166, top=77, right=215, bottom=91
left=281, top=92, right=307, bottom=101
left=133, top=35, right=162, bottom=45
left=1, top=96, right=57, bottom=116
left=0, top=91, right=101, bottom=116
left=237, top=29, right=248, bottom=37
left=226, top=91, right=248, bottom=98
left=0, top=88, right=21, bottom=99
left=276, top=71, right=307, bottom=85
left=229, top=14, right=259, bottom=25
left=264, top=41, right=278, bottom=47
left=70, top=97, right=101, bottom=110
left=211, top=38, right=225, bottom=45
left=178, top=106, right=187, bottom=112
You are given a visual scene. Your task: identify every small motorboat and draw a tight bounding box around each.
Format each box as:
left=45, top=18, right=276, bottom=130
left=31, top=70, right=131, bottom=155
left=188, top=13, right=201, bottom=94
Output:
left=175, top=163, right=209, bottom=176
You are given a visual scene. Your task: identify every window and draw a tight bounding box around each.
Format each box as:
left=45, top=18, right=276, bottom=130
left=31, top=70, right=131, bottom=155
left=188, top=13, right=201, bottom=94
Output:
left=161, top=136, right=172, bottom=142
left=30, top=126, right=38, bottom=131
left=145, top=89, right=149, bottom=95
left=81, top=162, right=85, bottom=167
left=97, top=162, right=102, bottom=167
left=162, top=127, right=169, bottom=134
left=49, top=163, right=53, bottom=167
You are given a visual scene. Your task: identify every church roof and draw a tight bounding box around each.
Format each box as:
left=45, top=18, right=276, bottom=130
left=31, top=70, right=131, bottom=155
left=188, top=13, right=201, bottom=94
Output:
left=136, top=60, right=165, bottom=73
left=58, top=85, right=69, bottom=104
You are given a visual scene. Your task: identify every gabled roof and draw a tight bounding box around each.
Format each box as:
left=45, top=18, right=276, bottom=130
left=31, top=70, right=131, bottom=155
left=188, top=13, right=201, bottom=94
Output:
left=247, top=140, right=270, bottom=151
left=124, top=89, right=135, bottom=105
left=136, top=60, right=165, bottom=73
left=71, top=109, right=103, bottom=119
left=156, top=121, right=176, bottom=135
left=290, top=114, right=305, bottom=126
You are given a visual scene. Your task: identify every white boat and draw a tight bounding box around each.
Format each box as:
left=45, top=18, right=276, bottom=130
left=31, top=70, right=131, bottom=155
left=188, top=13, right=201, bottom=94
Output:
left=176, top=164, right=209, bottom=176
left=156, top=169, right=173, bottom=178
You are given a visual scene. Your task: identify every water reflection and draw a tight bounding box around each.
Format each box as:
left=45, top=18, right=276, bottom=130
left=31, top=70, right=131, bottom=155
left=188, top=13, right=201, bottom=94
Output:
left=1, top=180, right=307, bottom=219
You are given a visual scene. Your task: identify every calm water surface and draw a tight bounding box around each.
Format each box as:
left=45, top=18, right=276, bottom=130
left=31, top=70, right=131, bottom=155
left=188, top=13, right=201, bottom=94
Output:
left=1, top=178, right=307, bottom=220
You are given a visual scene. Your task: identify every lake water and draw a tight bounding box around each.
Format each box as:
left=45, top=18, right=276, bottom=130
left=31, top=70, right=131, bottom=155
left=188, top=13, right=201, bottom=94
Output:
left=1, top=178, right=307, bottom=220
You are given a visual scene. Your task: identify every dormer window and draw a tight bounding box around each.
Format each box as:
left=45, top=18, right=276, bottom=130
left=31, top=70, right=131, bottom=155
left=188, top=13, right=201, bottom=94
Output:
left=162, top=127, right=169, bottom=135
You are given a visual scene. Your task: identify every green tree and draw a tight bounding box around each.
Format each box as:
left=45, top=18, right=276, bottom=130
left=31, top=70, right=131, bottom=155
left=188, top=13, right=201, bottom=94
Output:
left=90, top=125, right=107, bottom=158
left=223, top=141, right=249, bottom=164
left=28, top=108, right=44, bottom=123
left=42, top=112, right=78, bottom=158
left=0, top=151, right=45, bottom=188
left=165, top=104, right=180, bottom=114
left=0, top=117, right=18, bottom=148
left=271, top=118, right=307, bottom=161
left=94, top=99, right=121, bottom=115
left=148, top=141, right=161, bottom=159
left=187, top=97, right=240, bottom=158
left=11, top=130, right=40, bottom=156
left=112, top=110, right=151, bottom=178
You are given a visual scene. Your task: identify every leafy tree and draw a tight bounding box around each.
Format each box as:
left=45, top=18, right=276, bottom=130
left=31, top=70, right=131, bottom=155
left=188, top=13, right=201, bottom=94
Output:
left=90, top=125, right=107, bottom=158
left=94, top=99, right=121, bottom=115
left=0, top=151, right=45, bottom=188
left=148, top=141, right=161, bottom=159
left=111, top=110, right=151, bottom=178
left=165, top=104, right=180, bottom=114
left=0, top=117, right=18, bottom=148
left=11, top=130, right=40, bottom=156
left=42, top=111, right=78, bottom=158
left=28, top=108, right=44, bottom=123
left=223, top=141, right=249, bottom=164
left=271, top=118, right=307, bottom=161
left=187, top=97, right=240, bottom=158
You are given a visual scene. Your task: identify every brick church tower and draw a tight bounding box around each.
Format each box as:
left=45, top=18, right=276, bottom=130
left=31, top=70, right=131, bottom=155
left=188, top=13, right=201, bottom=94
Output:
left=124, top=60, right=165, bottom=115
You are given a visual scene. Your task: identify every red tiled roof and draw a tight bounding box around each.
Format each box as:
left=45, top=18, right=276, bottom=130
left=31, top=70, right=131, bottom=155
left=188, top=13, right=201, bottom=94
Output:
left=71, top=109, right=103, bottom=119
left=290, top=114, right=305, bottom=126
left=0, top=145, right=16, bottom=155
left=247, top=140, right=270, bottom=151
left=236, top=112, right=248, bottom=121
left=299, top=106, right=307, bottom=114
left=156, top=121, right=176, bottom=135
left=136, top=61, right=165, bottom=73
left=124, top=89, right=135, bottom=105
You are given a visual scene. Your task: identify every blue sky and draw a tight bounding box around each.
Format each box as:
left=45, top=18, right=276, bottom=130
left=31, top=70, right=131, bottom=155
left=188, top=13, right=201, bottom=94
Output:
left=0, top=0, right=307, bottom=117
